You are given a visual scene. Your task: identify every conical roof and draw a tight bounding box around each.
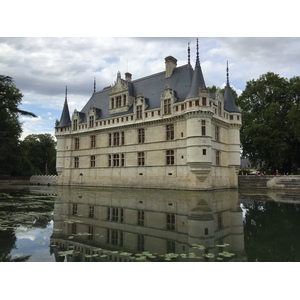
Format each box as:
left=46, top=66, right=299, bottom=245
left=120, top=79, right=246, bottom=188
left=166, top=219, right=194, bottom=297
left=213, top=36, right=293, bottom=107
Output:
left=186, top=39, right=206, bottom=99
left=224, top=63, right=240, bottom=113
left=56, top=87, right=71, bottom=128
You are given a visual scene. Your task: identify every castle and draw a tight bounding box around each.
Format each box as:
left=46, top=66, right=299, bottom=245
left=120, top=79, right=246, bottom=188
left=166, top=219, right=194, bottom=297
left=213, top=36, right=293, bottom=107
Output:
left=55, top=40, right=242, bottom=190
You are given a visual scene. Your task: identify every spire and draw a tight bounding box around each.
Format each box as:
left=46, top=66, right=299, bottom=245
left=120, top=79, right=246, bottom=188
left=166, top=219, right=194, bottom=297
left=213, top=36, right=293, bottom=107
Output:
left=188, top=42, right=191, bottom=66
left=186, top=39, right=206, bottom=99
left=223, top=62, right=240, bottom=113
left=56, top=86, right=71, bottom=128
left=196, top=38, right=200, bottom=66
left=94, top=77, right=96, bottom=94
left=65, top=85, right=68, bottom=103
left=226, top=60, right=230, bottom=85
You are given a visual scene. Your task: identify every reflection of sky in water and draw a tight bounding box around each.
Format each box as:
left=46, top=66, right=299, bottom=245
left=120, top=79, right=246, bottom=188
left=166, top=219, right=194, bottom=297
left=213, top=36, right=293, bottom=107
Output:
left=11, top=221, right=55, bottom=262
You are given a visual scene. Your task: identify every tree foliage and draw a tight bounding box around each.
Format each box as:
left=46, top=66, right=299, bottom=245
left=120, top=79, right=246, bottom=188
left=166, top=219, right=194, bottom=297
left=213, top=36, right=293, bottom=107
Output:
left=0, top=75, right=57, bottom=176
left=19, top=134, right=57, bottom=176
left=237, top=72, right=300, bottom=174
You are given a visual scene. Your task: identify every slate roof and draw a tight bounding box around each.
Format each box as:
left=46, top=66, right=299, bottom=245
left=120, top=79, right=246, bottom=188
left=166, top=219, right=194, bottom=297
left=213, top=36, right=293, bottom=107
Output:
left=79, top=63, right=195, bottom=123
left=185, top=49, right=206, bottom=99
left=223, top=64, right=240, bottom=113
left=56, top=51, right=240, bottom=127
left=56, top=98, right=71, bottom=128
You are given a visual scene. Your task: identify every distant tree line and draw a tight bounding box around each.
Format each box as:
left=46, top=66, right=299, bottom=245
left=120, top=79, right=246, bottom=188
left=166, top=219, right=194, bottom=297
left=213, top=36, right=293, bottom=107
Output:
left=0, top=75, right=56, bottom=177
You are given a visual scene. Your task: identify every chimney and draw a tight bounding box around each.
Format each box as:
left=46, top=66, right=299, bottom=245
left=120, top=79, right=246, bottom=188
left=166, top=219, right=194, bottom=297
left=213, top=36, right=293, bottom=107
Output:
left=165, top=56, right=177, bottom=78
left=125, top=72, right=132, bottom=82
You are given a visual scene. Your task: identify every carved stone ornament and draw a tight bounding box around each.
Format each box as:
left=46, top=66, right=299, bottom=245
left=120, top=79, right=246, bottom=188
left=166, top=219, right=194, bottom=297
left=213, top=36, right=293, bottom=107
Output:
left=110, top=72, right=128, bottom=94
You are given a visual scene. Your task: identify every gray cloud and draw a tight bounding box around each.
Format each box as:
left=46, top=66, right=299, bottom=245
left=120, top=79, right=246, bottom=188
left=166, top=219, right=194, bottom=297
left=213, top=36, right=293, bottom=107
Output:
left=1, top=37, right=300, bottom=138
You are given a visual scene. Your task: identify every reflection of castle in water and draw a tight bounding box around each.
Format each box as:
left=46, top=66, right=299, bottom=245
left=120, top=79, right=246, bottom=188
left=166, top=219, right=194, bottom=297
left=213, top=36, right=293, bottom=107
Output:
left=50, top=187, right=246, bottom=262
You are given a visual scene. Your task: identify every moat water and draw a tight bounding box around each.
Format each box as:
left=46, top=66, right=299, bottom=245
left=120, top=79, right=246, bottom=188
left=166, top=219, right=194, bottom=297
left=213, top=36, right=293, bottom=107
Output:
left=1, top=184, right=300, bottom=262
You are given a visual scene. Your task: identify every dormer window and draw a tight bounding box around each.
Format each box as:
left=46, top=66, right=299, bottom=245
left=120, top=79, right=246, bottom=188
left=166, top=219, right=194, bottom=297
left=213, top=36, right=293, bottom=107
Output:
left=161, top=86, right=177, bottom=116
left=73, top=119, right=78, bottom=131
left=164, top=99, right=171, bottom=115
left=136, top=105, right=143, bottom=119
left=109, top=72, right=134, bottom=114
left=116, top=96, right=122, bottom=107
left=89, top=115, right=94, bottom=128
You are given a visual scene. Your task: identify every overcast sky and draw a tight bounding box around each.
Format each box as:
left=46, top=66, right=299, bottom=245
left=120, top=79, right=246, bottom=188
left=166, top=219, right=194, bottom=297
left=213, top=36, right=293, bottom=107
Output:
left=1, top=1, right=299, bottom=140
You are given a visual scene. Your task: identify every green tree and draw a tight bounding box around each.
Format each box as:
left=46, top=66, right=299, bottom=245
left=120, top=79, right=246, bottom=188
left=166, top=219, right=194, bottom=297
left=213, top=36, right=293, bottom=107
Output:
left=19, top=134, right=57, bottom=175
left=0, top=75, right=37, bottom=175
left=237, top=72, right=300, bottom=174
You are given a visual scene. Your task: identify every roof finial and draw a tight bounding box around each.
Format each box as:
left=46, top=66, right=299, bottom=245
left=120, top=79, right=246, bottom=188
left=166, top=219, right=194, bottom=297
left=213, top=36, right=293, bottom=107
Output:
left=65, top=86, right=68, bottom=102
left=226, top=61, right=230, bottom=85
left=188, top=42, right=191, bottom=65
left=94, top=77, right=96, bottom=93
left=196, top=38, right=200, bottom=64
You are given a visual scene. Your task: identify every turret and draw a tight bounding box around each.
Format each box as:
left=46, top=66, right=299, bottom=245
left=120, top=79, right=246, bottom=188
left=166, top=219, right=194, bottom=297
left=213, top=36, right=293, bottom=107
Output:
left=186, top=39, right=206, bottom=99
left=56, top=86, right=71, bottom=128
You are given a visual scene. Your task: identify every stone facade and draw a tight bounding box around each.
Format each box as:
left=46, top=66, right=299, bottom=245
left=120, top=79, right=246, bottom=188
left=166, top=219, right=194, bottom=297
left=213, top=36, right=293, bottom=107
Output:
left=55, top=41, right=242, bottom=190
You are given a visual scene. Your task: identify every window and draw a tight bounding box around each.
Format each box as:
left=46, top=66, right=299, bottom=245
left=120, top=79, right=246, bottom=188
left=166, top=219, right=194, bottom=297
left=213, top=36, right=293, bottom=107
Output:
left=166, top=124, right=174, bottom=140
left=138, top=128, right=145, bottom=143
left=137, top=210, right=145, bottom=226
left=111, top=97, right=115, bottom=108
left=137, top=234, right=145, bottom=252
left=121, top=131, right=125, bottom=145
left=89, top=115, right=94, bottom=128
left=167, top=240, right=175, bottom=253
left=218, top=102, right=222, bottom=116
left=113, top=132, right=119, bottom=146
left=109, top=153, right=125, bottom=167
left=89, top=205, right=95, bottom=218
left=138, top=152, right=145, bottom=166
left=108, top=207, right=124, bottom=222
left=202, top=97, right=207, bottom=106
left=73, top=119, right=78, bottom=131
left=72, top=203, right=78, bottom=215
left=90, top=155, right=95, bottom=168
left=74, top=157, right=79, bottom=168
left=201, top=120, right=206, bottom=136
left=136, top=105, right=142, bottom=119
left=164, top=99, right=171, bottom=115
left=166, top=213, right=175, bottom=230
left=205, top=228, right=209, bottom=235
left=215, top=126, right=220, bottom=141
left=88, top=226, right=94, bottom=240
left=116, top=96, right=122, bottom=108
left=72, top=223, right=77, bottom=235
left=113, top=154, right=119, bottom=167
left=218, top=213, right=222, bottom=229
left=91, top=135, right=96, bottom=148
left=216, top=150, right=220, bottom=166
left=108, top=133, right=112, bottom=146
left=166, top=150, right=175, bottom=165
left=107, top=229, right=123, bottom=246
left=203, top=149, right=206, bottom=155
left=75, top=138, right=80, bottom=150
